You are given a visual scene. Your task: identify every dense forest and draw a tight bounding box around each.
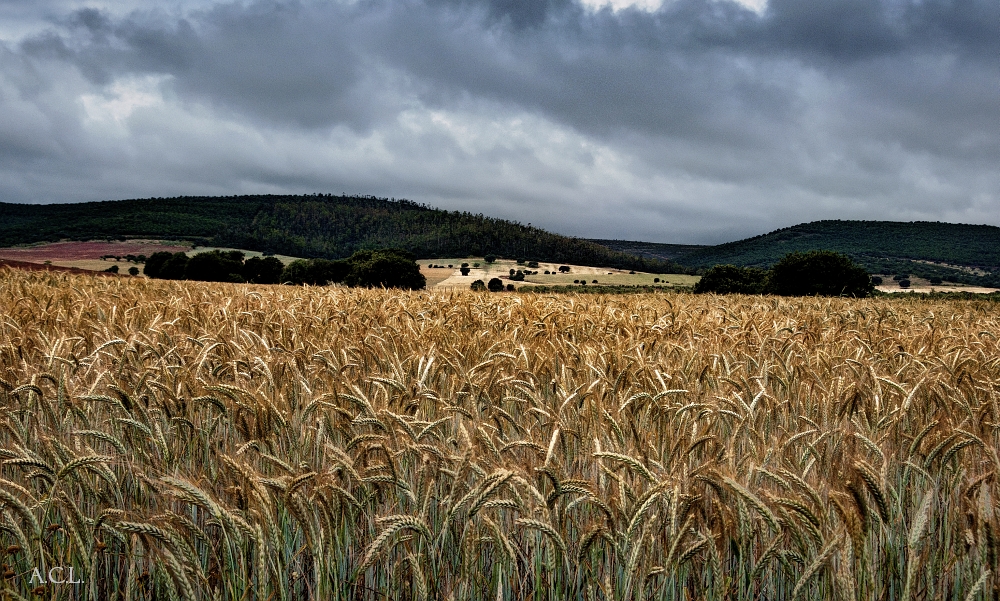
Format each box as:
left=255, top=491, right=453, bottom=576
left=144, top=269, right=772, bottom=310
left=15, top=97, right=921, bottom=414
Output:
left=602, top=220, right=1000, bottom=287
left=0, top=195, right=685, bottom=273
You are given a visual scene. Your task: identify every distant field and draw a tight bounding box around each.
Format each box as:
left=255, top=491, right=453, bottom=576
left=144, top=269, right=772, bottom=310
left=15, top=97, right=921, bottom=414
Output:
left=0, top=240, right=189, bottom=274
left=418, top=258, right=699, bottom=290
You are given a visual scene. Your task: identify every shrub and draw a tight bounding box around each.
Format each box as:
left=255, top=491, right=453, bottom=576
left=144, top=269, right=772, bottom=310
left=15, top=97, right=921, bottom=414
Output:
left=766, top=251, right=874, bottom=297
left=653, top=278, right=660, bottom=283
left=527, top=261, right=539, bottom=268
left=506, top=284, right=514, bottom=291
left=516, top=259, right=525, bottom=265
left=693, top=265, right=768, bottom=295
left=484, top=255, right=496, bottom=263
left=487, top=278, right=504, bottom=292
left=559, top=266, right=570, bottom=273
left=871, top=276, right=883, bottom=285
left=470, top=279, right=487, bottom=291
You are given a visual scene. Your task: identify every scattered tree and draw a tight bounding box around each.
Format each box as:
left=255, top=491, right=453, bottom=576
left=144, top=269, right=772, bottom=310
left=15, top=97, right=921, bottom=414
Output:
left=470, top=279, right=487, bottom=291
left=558, top=266, right=570, bottom=273
left=128, top=266, right=140, bottom=276
left=487, top=278, right=504, bottom=292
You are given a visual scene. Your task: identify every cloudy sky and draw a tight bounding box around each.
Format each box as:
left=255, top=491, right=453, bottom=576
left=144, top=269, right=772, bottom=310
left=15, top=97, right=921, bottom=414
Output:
left=0, top=0, right=996, bottom=243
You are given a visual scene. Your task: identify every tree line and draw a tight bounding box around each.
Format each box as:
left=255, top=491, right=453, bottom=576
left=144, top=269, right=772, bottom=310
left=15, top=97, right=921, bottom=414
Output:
left=144, top=249, right=425, bottom=289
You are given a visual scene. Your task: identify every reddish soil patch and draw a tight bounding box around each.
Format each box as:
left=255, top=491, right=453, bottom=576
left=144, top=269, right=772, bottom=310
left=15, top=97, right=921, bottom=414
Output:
left=0, top=241, right=188, bottom=262
left=0, top=259, right=117, bottom=276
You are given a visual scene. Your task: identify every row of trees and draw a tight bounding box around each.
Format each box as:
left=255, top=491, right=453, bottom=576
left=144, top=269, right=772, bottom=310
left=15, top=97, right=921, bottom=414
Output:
left=145, top=251, right=285, bottom=284
left=694, top=251, right=874, bottom=297
left=281, top=249, right=425, bottom=289
left=144, top=248, right=425, bottom=289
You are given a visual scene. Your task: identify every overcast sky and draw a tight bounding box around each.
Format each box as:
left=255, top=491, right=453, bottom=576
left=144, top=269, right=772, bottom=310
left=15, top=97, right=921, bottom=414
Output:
left=0, top=0, right=996, bottom=243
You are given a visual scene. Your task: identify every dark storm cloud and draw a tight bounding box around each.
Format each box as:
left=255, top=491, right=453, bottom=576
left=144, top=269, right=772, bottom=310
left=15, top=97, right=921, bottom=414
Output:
left=0, top=0, right=998, bottom=242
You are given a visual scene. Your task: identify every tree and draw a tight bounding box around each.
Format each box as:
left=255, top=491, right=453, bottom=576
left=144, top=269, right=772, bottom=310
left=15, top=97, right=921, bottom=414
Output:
left=484, top=255, right=496, bottom=263
left=281, top=258, right=350, bottom=285
left=766, top=251, right=873, bottom=297
left=128, top=266, right=140, bottom=276
left=558, top=266, right=570, bottom=273
left=185, top=250, right=245, bottom=282
left=460, top=266, right=471, bottom=276
left=343, top=249, right=425, bottom=289
left=159, top=252, right=190, bottom=280
left=899, top=279, right=911, bottom=288
left=487, top=278, right=504, bottom=292
left=143, top=251, right=173, bottom=278
left=693, top=265, right=768, bottom=294
left=104, top=265, right=119, bottom=274
left=470, top=279, right=487, bottom=291
left=243, top=256, right=285, bottom=284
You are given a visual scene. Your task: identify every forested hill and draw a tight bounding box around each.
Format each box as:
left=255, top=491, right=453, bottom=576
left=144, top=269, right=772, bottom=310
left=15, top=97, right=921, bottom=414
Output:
left=605, top=220, right=1000, bottom=286
left=0, top=195, right=684, bottom=273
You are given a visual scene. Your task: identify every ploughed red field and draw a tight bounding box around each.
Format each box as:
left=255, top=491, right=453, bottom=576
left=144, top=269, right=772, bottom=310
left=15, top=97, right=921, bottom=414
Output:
left=0, top=241, right=187, bottom=262
left=0, top=258, right=116, bottom=275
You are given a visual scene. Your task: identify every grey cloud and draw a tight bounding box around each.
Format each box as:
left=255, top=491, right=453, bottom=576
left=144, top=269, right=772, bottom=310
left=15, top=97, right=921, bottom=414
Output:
left=0, top=0, right=997, bottom=242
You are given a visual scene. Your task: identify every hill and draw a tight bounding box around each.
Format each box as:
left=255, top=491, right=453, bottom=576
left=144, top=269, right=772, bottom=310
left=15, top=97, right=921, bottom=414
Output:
left=605, top=220, right=1000, bottom=287
left=0, top=195, right=685, bottom=274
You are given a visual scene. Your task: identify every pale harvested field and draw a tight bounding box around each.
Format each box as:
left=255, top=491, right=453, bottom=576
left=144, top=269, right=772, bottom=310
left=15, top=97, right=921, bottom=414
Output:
left=0, top=269, right=998, bottom=599
left=417, top=258, right=697, bottom=290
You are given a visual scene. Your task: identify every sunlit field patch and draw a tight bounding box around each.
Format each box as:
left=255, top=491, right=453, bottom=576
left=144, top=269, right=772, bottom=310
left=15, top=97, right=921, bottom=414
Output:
left=0, top=268, right=997, bottom=599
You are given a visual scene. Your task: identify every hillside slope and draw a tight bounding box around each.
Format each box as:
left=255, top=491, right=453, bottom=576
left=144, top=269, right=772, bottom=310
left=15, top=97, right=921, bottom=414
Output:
left=0, top=195, right=684, bottom=273
left=611, top=220, right=1000, bottom=286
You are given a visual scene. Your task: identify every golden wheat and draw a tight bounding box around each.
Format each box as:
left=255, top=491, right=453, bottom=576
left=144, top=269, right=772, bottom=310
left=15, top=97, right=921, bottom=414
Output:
left=0, top=267, right=997, bottom=599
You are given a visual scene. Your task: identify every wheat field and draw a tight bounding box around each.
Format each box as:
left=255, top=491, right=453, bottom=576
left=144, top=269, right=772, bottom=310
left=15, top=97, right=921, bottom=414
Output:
left=0, top=268, right=997, bottom=600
